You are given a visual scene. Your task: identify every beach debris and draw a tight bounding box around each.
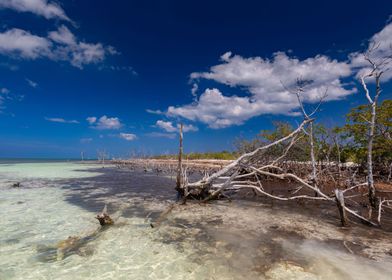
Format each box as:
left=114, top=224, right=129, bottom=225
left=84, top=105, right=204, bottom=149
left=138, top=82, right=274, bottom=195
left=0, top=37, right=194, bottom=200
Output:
left=96, top=204, right=114, bottom=226
left=11, top=182, right=21, bottom=188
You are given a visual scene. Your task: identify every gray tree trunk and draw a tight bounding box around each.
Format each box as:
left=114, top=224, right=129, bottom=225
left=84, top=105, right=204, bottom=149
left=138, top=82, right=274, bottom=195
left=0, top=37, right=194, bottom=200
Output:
left=176, top=124, right=184, bottom=195
left=367, top=78, right=379, bottom=208
left=309, top=122, right=318, bottom=196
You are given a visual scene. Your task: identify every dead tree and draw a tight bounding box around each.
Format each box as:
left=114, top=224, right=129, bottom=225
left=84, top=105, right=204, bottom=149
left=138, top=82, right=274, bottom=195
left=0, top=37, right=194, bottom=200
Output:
left=186, top=119, right=312, bottom=196
left=332, top=131, right=342, bottom=183
left=97, top=149, right=108, bottom=168
left=181, top=117, right=378, bottom=227
left=280, top=78, right=326, bottom=196
left=335, top=189, right=348, bottom=226
left=359, top=44, right=392, bottom=207
left=292, top=78, right=327, bottom=196
left=377, top=199, right=392, bottom=225
left=176, top=123, right=185, bottom=198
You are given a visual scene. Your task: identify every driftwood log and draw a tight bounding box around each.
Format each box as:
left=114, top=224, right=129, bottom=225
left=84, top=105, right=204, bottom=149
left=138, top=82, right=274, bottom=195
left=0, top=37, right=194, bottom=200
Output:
left=54, top=205, right=114, bottom=261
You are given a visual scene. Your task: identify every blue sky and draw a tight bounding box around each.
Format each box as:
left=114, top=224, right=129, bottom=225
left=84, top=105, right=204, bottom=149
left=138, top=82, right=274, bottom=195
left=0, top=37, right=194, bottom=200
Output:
left=0, top=0, right=391, bottom=159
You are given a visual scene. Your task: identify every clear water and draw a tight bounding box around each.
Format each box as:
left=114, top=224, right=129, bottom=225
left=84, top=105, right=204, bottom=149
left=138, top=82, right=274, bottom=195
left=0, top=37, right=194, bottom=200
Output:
left=1, top=161, right=391, bottom=280
left=0, top=162, right=237, bottom=279
left=0, top=161, right=102, bottom=180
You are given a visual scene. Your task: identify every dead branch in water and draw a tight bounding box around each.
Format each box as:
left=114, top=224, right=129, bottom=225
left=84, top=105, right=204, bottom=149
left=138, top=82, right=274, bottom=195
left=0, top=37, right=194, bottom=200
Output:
left=96, top=205, right=114, bottom=226
left=56, top=205, right=114, bottom=261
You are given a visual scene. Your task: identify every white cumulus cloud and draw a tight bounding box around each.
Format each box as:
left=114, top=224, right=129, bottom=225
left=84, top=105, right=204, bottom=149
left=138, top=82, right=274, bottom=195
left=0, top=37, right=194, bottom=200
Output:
left=0, top=0, right=70, bottom=21
left=88, top=115, right=122, bottom=130
left=156, top=120, right=198, bottom=132
left=48, top=25, right=76, bottom=45
left=164, top=51, right=355, bottom=129
left=0, top=25, right=116, bottom=68
left=86, top=116, right=97, bottom=124
left=156, top=120, right=177, bottom=132
left=48, top=25, right=108, bottom=68
left=0, top=28, right=51, bottom=59
left=191, top=52, right=353, bottom=104
left=350, top=22, right=392, bottom=81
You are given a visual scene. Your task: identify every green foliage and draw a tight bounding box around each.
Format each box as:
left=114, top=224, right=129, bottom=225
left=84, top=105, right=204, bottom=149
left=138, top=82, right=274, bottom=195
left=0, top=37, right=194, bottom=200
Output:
left=341, top=100, right=392, bottom=167
left=312, top=125, right=348, bottom=163
left=233, top=100, right=392, bottom=168
left=185, top=151, right=236, bottom=160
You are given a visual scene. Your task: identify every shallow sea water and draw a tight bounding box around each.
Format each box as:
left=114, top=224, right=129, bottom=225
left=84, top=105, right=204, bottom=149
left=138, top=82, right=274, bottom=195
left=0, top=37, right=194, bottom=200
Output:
left=1, top=161, right=392, bottom=280
left=0, top=162, right=237, bottom=280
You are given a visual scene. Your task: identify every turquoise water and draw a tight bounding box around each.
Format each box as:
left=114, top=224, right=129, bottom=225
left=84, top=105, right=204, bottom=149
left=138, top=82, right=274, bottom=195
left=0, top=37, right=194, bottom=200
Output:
left=0, top=162, right=237, bottom=279
left=0, top=161, right=101, bottom=180
left=1, top=161, right=391, bottom=280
